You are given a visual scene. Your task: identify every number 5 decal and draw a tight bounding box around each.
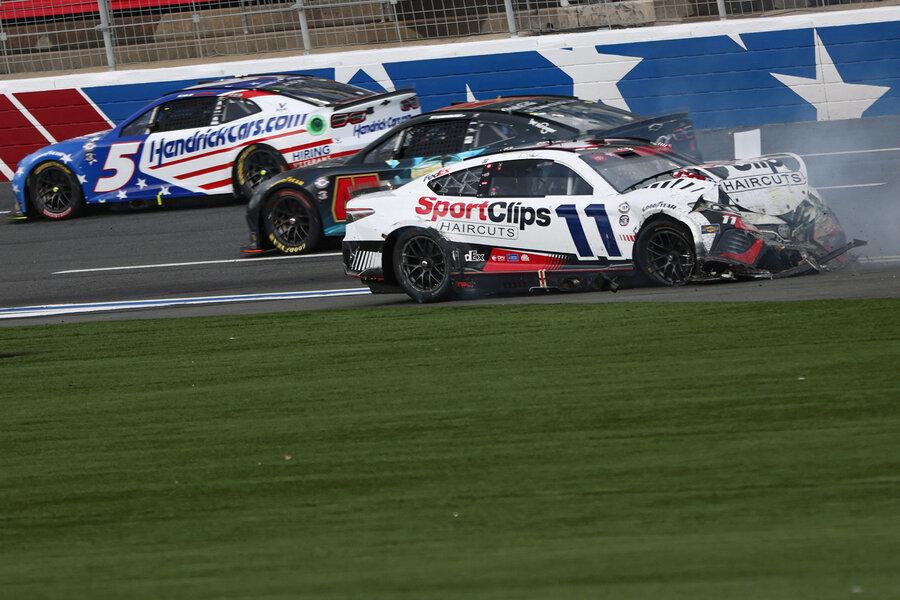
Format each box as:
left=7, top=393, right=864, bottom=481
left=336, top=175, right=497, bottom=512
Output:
left=94, top=141, right=142, bottom=193
left=556, top=204, right=622, bottom=258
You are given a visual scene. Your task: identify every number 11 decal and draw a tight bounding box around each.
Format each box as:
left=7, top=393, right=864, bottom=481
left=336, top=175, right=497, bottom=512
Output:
left=556, top=204, right=622, bottom=258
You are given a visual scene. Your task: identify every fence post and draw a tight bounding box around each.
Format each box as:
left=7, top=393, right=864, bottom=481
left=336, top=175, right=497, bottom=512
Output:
left=717, top=0, right=728, bottom=19
left=503, top=0, right=518, bottom=36
left=96, top=0, right=117, bottom=70
left=295, top=0, right=312, bottom=55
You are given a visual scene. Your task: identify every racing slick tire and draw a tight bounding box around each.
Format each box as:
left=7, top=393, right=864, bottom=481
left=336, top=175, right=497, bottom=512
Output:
left=28, top=161, right=85, bottom=220
left=262, top=188, right=322, bottom=254
left=235, top=144, right=288, bottom=200
left=392, top=229, right=453, bottom=303
left=634, top=218, right=696, bottom=286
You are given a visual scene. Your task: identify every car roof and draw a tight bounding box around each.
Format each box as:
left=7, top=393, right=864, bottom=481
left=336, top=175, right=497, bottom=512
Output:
left=183, top=74, right=326, bottom=92
left=435, top=95, right=636, bottom=118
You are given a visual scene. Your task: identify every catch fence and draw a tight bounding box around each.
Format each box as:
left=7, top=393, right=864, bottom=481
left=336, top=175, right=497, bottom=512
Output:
left=0, top=0, right=887, bottom=76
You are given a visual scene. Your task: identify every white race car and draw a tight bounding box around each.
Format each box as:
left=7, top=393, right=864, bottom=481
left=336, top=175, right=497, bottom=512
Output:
left=342, top=139, right=862, bottom=302
left=11, top=74, right=420, bottom=220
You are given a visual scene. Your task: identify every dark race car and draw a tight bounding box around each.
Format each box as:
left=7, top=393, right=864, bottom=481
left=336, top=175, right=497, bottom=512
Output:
left=241, top=95, right=698, bottom=254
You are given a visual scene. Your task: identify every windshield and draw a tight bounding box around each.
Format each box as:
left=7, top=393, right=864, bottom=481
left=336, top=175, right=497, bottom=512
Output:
left=579, top=146, right=694, bottom=193
left=488, top=98, right=638, bottom=131
left=262, top=78, right=372, bottom=106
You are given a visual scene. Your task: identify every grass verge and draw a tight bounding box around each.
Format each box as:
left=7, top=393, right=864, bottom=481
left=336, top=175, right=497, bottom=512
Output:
left=1, top=299, right=898, bottom=599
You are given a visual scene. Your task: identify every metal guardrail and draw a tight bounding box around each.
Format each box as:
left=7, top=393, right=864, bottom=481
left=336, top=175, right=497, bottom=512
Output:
left=0, top=0, right=888, bottom=76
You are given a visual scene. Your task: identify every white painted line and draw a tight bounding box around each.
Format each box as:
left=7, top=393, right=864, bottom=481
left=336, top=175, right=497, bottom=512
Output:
left=817, top=182, right=886, bottom=190
left=801, top=147, right=900, bottom=158
left=858, top=255, right=900, bottom=264
left=6, top=93, right=56, bottom=144
left=53, top=252, right=342, bottom=275
left=0, top=287, right=371, bottom=320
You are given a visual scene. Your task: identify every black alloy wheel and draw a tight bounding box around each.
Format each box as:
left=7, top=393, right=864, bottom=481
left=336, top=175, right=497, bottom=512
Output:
left=262, top=189, right=322, bottom=254
left=29, top=161, right=84, bottom=219
left=634, top=220, right=696, bottom=286
left=236, top=145, right=287, bottom=199
left=393, top=230, right=452, bottom=303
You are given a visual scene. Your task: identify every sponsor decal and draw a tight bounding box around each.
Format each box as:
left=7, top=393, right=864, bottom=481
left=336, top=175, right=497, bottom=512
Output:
left=415, top=196, right=551, bottom=230
left=147, top=113, right=307, bottom=167
left=702, top=224, right=720, bottom=234
left=424, top=167, right=450, bottom=182
left=84, top=152, right=96, bottom=164
left=353, top=114, right=412, bottom=137
left=654, top=125, right=694, bottom=145
left=279, top=176, right=304, bottom=186
left=521, top=254, right=530, bottom=262
left=83, top=141, right=96, bottom=151
left=317, top=190, right=328, bottom=200
left=291, top=144, right=330, bottom=164
left=720, top=172, right=805, bottom=192
left=527, top=118, right=557, bottom=135
left=642, top=201, right=678, bottom=212
left=464, top=250, right=486, bottom=262
left=619, top=215, right=629, bottom=227
left=618, top=202, right=629, bottom=213
left=508, top=254, right=519, bottom=262
left=493, top=255, right=506, bottom=262
left=439, top=220, right=518, bottom=240
left=307, top=114, right=327, bottom=136
left=314, top=177, right=329, bottom=189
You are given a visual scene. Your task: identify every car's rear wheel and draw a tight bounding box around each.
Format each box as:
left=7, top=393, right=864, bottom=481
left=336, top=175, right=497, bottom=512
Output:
left=28, top=161, right=84, bottom=220
left=392, top=229, right=453, bottom=303
left=634, top=219, right=696, bottom=286
left=235, top=145, right=287, bottom=200
left=262, top=188, right=322, bottom=254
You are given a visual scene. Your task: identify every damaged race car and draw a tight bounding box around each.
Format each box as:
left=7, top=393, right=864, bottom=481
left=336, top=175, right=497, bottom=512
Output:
left=242, top=95, right=698, bottom=254
left=342, top=139, right=864, bottom=302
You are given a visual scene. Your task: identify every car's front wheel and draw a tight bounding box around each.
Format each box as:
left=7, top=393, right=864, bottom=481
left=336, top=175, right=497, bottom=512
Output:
left=392, top=229, right=453, bottom=303
left=235, top=145, right=287, bottom=200
left=28, top=161, right=84, bottom=220
left=634, top=219, right=696, bottom=286
left=262, top=188, right=322, bottom=254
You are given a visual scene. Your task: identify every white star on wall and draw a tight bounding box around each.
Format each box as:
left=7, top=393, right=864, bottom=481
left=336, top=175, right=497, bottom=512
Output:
left=12, top=184, right=19, bottom=193
left=136, top=178, right=148, bottom=189
left=539, top=46, right=642, bottom=110
left=61, top=153, right=73, bottom=163
left=160, top=186, right=171, bottom=196
left=117, top=189, right=128, bottom=199
left=334, top=65, right=396, bottom=93
left=770, top=30, right=889, bottom=121
left=77, top=174, right=87, bottom=184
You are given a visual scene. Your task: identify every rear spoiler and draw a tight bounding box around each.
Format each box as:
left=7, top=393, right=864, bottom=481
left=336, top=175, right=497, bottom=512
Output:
left=599, top=112, right=699, bottom=160
left=334, top=88, right=417, bottom=109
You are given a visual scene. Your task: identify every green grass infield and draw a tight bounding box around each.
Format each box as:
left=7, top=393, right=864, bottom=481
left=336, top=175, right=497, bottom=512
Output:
left=1, top=299, right=898, bottom=599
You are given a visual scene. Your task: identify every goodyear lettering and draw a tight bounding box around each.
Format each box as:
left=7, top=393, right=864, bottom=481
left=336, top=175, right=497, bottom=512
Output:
left=353, top=114, right=412, bottom=137
left=415, top=196, right=550, bottom=230
left=148, top=113, right=308, bottom=167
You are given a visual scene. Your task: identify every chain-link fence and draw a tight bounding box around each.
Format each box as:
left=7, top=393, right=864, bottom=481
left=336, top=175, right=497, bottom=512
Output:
left=0, top=0, right=887, bottom=76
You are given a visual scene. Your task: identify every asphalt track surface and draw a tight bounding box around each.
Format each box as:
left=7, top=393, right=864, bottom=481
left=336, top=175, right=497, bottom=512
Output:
left=1, top=196, right=898, bottom=328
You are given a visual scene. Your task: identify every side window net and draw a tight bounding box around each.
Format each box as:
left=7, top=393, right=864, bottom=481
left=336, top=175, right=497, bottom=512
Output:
left=428, top=166, right=483, bottom=197
left=155, top=97, right=218, bottom=133
left=397, top=120, right=468, bottom=160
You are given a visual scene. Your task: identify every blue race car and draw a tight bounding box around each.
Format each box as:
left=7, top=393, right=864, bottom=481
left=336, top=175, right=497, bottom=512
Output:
left=11, top=74, right=419, bottom=219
